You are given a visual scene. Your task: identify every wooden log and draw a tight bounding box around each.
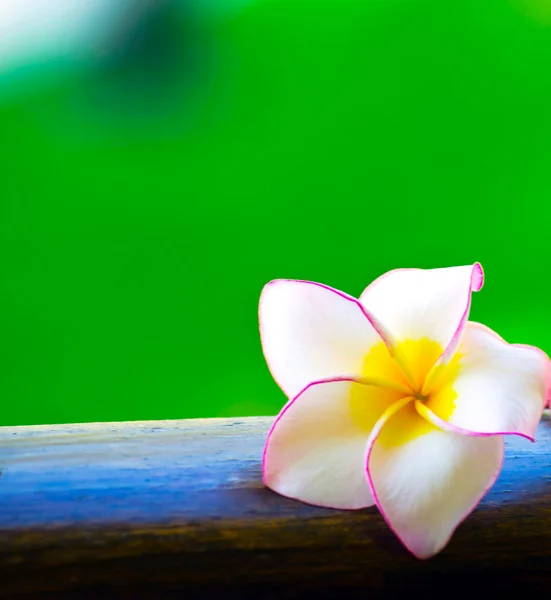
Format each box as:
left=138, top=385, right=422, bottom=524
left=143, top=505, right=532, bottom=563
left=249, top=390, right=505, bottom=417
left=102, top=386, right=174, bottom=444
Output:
left=1, top=415, right=551, bottom=598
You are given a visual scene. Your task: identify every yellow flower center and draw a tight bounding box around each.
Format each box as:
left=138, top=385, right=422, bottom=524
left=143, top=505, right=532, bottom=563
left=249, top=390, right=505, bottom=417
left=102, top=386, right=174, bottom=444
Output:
left=362, top=337, right=443, bottom=398
left=350, top=338, right=463, bottom=444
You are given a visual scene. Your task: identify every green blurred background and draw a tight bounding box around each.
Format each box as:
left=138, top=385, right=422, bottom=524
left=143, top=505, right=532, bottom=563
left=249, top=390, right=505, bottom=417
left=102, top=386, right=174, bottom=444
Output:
left=1, top=0, right=550, bottom=426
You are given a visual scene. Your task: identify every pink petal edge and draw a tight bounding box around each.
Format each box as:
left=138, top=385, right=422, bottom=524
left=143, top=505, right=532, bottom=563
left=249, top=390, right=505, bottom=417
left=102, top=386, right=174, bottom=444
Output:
left=449, top=324, right=551, bottom=428
left=360, top=264, right=484, bottom=376
left=414, top=400, right=536, bottom=443
left=435, top=263, right=484, bottom=365
left=364, top=398, right=505, bottom=560
left=510, top=343, right=551, bottom=412
left=262, top=375, right=371, bottom=499
left=258, top=279, right=395, bottom=396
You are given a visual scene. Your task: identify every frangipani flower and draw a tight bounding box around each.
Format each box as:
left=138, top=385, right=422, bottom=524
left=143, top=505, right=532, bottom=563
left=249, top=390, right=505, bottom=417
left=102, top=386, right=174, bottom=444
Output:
left=259, top=264, right=551, bottom=559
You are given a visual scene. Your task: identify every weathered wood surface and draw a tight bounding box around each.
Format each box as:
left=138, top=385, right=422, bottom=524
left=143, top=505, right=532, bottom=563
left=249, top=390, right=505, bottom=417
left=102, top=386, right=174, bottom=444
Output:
left=1, top=415, right=551, bottom=598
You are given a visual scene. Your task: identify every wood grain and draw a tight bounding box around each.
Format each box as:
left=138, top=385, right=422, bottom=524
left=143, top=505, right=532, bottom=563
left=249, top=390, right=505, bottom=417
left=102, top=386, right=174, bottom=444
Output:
left=1, top=415, right=551, bottom=598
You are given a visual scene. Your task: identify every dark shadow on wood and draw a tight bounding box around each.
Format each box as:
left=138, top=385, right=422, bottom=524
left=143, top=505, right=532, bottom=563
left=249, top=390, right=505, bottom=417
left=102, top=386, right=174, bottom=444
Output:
left=1, top=416, right=551, bottom=598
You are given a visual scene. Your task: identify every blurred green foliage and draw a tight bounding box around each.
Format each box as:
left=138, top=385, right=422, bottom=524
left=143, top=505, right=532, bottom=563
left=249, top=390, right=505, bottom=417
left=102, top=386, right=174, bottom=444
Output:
left=1, top=0, right=551, bottom=425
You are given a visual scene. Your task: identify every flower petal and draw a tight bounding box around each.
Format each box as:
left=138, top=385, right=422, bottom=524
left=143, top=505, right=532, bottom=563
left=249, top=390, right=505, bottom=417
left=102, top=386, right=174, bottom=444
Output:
left=424, top=321, right=551, bottom=440
left=359, top=264, right=483, bottom=378
left=366, top=401, right=504, bottom=559
left=263, top=378, right=406, bottom=509
left=259, top=280, right=387, bottom=398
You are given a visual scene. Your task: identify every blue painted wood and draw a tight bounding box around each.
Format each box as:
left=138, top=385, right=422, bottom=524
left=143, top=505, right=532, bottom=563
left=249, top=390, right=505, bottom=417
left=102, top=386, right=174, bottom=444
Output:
left=1, top=415, right=551, bottom=598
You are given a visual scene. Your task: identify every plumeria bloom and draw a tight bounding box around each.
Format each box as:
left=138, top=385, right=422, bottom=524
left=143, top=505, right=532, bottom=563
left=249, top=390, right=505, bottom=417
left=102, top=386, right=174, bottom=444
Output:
left=259, top=264, right=551, bottom=559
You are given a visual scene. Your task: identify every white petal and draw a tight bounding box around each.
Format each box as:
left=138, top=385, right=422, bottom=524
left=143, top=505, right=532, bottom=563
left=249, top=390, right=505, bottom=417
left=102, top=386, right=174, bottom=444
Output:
left=259, top=280, right=386, bottom=398
left=263, top=378, right=406, bottom=510
left=424, top=321, right=550, bottom=440
left=359, top=264, right=483, bottom=379
left=367, top=401, right=504, bottom=559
